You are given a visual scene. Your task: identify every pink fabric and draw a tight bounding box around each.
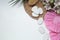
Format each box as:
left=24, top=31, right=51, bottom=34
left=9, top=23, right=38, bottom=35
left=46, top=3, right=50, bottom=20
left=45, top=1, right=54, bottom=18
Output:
left=44, top=11, right=60, bottom=40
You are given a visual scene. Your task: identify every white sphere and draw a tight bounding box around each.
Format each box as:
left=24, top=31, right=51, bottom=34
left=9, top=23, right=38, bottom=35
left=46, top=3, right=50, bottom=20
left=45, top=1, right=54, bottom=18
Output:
left=32, top=12, right=39, bottom=17
left=37, top=18, right=43, bottom=25
left=38, top=8, right=43, bottom=14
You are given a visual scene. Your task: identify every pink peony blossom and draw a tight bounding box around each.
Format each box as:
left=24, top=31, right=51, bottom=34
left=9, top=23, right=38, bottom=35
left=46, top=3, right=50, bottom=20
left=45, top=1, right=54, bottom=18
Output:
left=44, top=11, right=60, bottom=40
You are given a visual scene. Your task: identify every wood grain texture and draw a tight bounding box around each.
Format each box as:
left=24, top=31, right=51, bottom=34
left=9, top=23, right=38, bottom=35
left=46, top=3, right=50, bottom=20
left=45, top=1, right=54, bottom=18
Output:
left=24, top=1, right=47, bottom=20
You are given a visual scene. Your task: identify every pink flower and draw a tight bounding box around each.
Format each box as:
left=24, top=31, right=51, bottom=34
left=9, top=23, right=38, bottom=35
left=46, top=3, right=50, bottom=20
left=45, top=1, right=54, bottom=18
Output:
left=44, top=11, right=60, bottom=40
left=44, top=11, right=60, bottom=32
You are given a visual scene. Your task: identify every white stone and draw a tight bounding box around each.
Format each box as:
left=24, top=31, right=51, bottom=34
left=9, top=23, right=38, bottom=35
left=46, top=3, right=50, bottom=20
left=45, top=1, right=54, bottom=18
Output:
left=42, top=33, right=50, bottom=40
left=39, top=27, right=45, bottom=34
left=32, top=6, right=38, bottom=12
left=32, top=12, right=39, bottom=17
left=32, top=6, right=43, bottom=15
left=38, top=8, right=43, bottom=14
left=37, top=18, right=43, bottom=25
left=32, top=7, right=40, bottom=15
left=33, top=9, right=40, bottom=15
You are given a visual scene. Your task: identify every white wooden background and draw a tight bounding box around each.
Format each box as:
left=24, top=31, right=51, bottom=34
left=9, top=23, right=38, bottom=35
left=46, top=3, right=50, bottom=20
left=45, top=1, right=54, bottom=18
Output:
left=0, top=0, right=49, bottom=40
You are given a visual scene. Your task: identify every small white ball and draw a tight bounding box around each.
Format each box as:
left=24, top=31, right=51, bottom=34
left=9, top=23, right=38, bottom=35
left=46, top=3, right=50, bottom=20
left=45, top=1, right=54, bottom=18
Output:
left=32, top=6, right=38, bottom=12
left=38, top=8, right=43, bottom=14
left=39, top=27, right=45, bottom=34
left=33, top=9, right=41, bottom=15
left=37, top=18, right=43, bottom=25
left=32, top=12, right=39, bottom=17
left=42, top=33, right=50, bottom=40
